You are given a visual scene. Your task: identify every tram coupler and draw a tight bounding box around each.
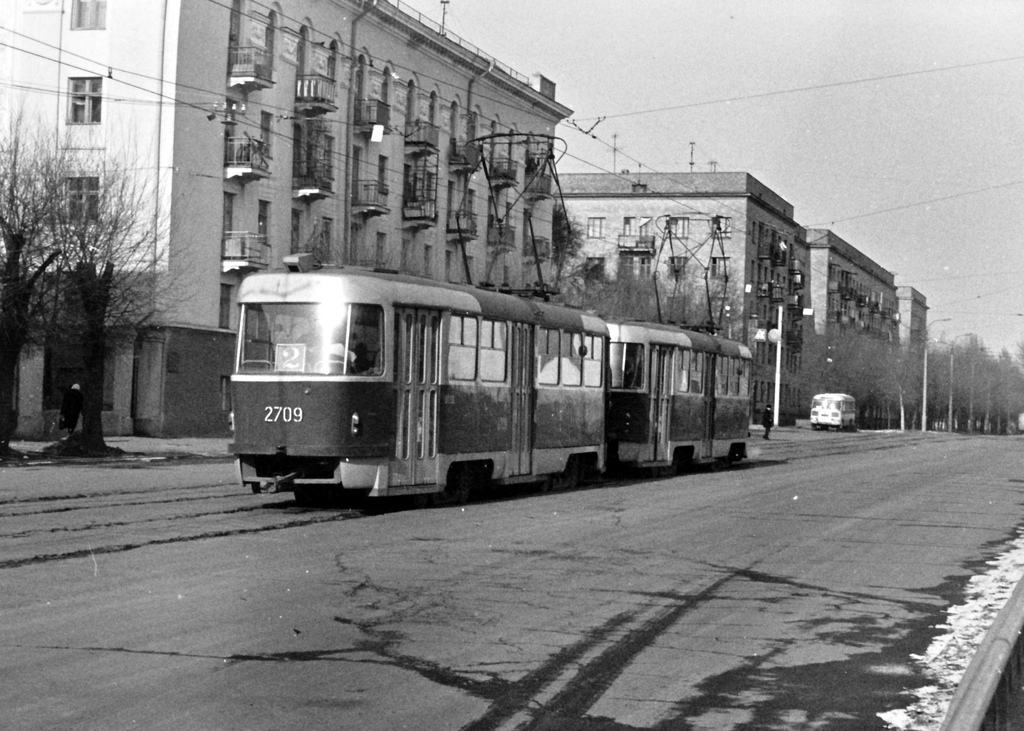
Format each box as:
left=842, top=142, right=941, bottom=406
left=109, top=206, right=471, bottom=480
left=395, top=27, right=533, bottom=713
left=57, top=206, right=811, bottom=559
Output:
left=262, top=472, right=300, bottom=493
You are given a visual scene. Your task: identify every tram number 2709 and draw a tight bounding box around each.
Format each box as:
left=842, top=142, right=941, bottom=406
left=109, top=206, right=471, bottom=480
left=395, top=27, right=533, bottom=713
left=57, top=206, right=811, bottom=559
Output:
left=264, top=406, right=304, bottom=423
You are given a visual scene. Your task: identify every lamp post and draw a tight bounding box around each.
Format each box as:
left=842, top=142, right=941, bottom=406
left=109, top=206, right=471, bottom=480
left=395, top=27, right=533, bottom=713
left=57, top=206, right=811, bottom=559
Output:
left=947, top=333, right=972, bottom=433
left=921, top=318, right=951, bottom=432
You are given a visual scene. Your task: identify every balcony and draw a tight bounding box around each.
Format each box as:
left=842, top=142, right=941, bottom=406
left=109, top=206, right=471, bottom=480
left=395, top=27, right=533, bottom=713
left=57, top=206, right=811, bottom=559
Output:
left=292, top=160, right=333, bottom=201
left=449, top=141, right=480, bottom=173
left=487, top=223, right=517, bottom=249
left=488, top=158, right=518, bottom=189
left=354, top=100, right=390, bottom=136
left=295, top=74, right=337, bottom=116
left=222, top=232, right=270, bottom=273
left=790, top=270, right=805, bottom=289
left=228, top=46, right=274, bottom=92
left=352, top=180, right=389, bottom=217
left=403, top=196, right=437, bottom=228
left=525, top=172, right=553, bottom=202
left=770, top=284, right=785, bottom=303
left=404, top=121, right=440, bottom=155
left=224, top=136, right=270, bottom=182
left=617, top=234, right=656, bottom=251
left=787, top=294, right=804, bottom=311
left=446, top=209, right=478, bottom=239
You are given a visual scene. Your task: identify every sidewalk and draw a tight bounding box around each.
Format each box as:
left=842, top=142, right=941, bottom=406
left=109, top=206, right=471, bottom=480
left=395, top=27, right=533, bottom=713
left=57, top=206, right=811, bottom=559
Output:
left=7, top=436, right=232, bottom=463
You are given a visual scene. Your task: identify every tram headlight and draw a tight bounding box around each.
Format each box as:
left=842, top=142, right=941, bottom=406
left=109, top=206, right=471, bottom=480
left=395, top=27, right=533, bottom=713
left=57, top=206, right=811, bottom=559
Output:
left=351, top=412, right=361, bottom=436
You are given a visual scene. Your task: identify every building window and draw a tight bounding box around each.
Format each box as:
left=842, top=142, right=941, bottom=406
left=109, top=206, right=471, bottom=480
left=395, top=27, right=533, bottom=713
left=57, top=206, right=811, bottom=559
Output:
left=621, top=255, right=651, bottom=278
left=219, top=284, right=233, bottom=329
left=320, top=217, right=333, bottom=252
left=622, top=216, right=636, bottom=236
left=257, top=200, right=269, bottom=238
left=375, top=232, right=387, bottom=267
left=667, top=217, right=688, bottom=238
left=68, top=177, right=100, bottom=221
left=586, top=217, right=604, bottom=239
left=70, top=0, right=106, bottom=30
left=710, top=256, right=728, bottom=277
left=584, top=257, right=606, bottom=282
left=68, top=78, right=102, bottom=124
left=290, top=208, right=302, bottom=254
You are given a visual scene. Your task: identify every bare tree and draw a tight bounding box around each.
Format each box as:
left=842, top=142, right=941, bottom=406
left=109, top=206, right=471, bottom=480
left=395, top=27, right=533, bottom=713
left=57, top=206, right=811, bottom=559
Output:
left=0, top=118, right=65, bottom=455
left=48, top=150, right=168, bottom=454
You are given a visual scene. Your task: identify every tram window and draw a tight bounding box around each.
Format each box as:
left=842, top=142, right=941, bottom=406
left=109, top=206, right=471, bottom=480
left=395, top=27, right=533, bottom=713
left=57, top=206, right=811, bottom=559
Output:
left=609, top=342, right=644, bottom=390
left=537, top=327, right=560, bottom=385
left=448, top=315, right=477, bottom=381
left=677, top=349, right=691, bottom=393
left=690, top=352, right=703, bottom=393
left=480, top=319, right=507, bottom=382
left=583, top=335, right=603, bottom=387
left=735, top=360, right=747, bottom=396
left=349, top=304, right=383, bottom=375
left=715, top=357, right=727, bottom=396
left=561, top=332, right=583, bottom=386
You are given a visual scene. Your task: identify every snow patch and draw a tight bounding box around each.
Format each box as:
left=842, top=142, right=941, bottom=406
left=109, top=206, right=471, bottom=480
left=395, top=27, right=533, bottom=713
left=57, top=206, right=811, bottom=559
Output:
left=879, top=530, right=1024, bottom=729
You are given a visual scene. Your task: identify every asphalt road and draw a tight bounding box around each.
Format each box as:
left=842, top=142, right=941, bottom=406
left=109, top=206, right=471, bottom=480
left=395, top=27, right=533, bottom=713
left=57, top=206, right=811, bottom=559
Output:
left=1, top=430, right=1021, bottom=730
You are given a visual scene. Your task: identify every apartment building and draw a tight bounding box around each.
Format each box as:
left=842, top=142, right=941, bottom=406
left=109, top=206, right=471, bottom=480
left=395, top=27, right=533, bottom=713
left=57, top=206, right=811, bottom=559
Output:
left=559, top=171, right=810, bottom=421
left=805, top=229, right=900, bottom=342
left=4, top=0, right=570, bottom=437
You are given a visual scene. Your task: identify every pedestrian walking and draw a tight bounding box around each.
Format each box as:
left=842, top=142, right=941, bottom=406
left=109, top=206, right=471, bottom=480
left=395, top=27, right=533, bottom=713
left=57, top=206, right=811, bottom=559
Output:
left=762, top=404, right=773, bottom=440
left=59, top=384, right=83, bottom=438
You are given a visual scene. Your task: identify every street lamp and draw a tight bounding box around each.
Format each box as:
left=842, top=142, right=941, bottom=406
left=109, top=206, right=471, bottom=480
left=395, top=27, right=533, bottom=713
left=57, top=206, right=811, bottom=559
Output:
left=946, top=333, right=972, bottom=433
left=921, top=318, right=951, bottom=432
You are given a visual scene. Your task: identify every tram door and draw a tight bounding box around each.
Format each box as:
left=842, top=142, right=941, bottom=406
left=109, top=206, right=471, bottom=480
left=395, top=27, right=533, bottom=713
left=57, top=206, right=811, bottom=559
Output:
left=508, top=322, right=533, bottom=476
left=649, top=345, right=673, bottom=462
left=700, top=353, right=717, bottom=459
left=393, top=308, right=440, bottom=486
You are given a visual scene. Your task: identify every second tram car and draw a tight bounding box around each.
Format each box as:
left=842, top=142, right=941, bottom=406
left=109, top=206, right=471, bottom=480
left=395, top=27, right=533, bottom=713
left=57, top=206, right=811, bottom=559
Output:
left=605, top=320, right=751, bottom=472
left=230, top=260, right=752, bottom=505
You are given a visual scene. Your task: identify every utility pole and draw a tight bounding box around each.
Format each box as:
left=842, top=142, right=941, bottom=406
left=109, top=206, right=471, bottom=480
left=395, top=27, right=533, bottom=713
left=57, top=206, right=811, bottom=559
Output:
left=612, top=133, right=618, bottom=173
left=440, top=0, right=449, bottom=36
left=689, top=142, right=695, bottom=172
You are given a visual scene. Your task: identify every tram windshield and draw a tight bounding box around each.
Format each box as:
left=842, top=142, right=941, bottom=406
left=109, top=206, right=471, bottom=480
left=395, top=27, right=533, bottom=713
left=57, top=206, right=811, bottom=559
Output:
left=237, top=302, right=384, bottom=375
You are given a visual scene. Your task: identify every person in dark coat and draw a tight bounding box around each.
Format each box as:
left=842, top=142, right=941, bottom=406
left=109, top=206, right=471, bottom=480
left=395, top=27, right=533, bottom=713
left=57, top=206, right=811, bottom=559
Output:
left=59, top=384, right=83, bottom=437
left=762, top=404, right=773, bottom=440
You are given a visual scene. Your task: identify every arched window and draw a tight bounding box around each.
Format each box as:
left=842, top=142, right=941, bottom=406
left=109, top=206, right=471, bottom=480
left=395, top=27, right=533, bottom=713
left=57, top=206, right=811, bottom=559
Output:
left=297, top=26, right=308, bottom=74
left=450, top=100, right=459, bottom=139
left=405, top=78, right=417, bottom=126
left=327, top=41, right=338, bottom=80
left=266, top=11, right=276, bottom=58
left=428, top=91, right=437, bottom=126
left=355, top=55, right=366, bottom=99
left=381, top=66, right=391, bottom=104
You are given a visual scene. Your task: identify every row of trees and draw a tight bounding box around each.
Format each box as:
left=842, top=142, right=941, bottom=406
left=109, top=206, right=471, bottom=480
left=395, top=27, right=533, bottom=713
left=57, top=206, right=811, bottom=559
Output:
left=0, top=117, right=165, bottom=457
left=804, top=332, right=1024, bottom=434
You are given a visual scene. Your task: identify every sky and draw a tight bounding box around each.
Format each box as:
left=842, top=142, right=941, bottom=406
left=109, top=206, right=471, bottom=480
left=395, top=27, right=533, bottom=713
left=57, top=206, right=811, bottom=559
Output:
left=397, top=0, right=1024, bottom=354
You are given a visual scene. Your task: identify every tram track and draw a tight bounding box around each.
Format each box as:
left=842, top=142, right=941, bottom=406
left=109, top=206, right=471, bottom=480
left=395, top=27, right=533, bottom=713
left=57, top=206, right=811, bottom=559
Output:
left=0, top=430, right=962, bottom=572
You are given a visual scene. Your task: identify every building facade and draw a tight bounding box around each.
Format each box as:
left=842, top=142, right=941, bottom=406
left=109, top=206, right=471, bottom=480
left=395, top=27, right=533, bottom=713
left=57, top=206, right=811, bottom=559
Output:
left=805, top=229, right=900, bottom=342
left=3, top=0, right=569, bottom=437
left=559, top=172, right=811, bottom=422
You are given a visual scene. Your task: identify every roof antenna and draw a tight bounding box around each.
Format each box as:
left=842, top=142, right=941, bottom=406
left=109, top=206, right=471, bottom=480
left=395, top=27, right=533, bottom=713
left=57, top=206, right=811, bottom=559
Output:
left=440, top=0, right=450, bottom=36
left=689, top=141, right=695, bottom=172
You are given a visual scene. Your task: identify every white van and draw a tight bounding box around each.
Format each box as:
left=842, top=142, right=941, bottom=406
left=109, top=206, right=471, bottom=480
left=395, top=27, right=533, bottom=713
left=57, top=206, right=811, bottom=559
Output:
left=810, top=393, right=856, bottom=431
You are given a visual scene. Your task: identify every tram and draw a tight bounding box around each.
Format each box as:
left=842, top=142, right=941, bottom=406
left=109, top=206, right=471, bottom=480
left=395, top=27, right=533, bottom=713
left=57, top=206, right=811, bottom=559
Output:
left=230, top=257, right=606, bottom=505
left=229, top=257, right=751, bottom=505
left=605, top=319, right=751, bottom=472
